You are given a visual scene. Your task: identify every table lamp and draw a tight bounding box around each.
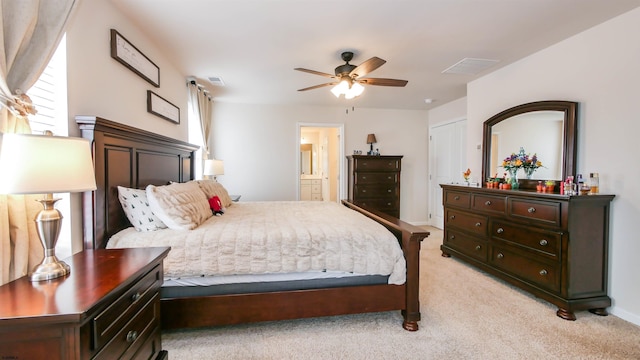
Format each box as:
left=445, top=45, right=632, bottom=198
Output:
left=366, top=134, right=377, bottom=155
left=203, top=159, right=224, bottom=180
left=0, top=132, right=96, bottom=281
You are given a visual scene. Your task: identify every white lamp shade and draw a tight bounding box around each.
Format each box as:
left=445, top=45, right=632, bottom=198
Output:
left=0, top=133, right=97, bottom=194
left=203, top=159, right=224, bottom=176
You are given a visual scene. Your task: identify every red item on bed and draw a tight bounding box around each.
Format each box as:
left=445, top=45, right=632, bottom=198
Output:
left=209, top=196, right=224, bottom=214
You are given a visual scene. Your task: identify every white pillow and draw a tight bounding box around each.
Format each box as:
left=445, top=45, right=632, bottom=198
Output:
left=146, top=181, right=212, bottom=230
left=117, top=186, right=167, bottom=232
left=196, top=179, right=233, bottom=208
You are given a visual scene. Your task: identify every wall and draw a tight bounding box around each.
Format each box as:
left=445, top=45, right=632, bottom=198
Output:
left=211, top=102, right=429, bottom=224
left=446, top=8, right=639, bottom=325
left=64, top=0, right=191, bottom=252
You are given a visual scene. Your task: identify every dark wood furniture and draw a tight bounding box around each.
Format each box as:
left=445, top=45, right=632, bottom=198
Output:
left=77, top=116, right=429, bottom=331
left=440, top=184, right=614, bottom=320
left=347, top=155, right=402, bottom=217
left=0, top=247, right=169, bottom=360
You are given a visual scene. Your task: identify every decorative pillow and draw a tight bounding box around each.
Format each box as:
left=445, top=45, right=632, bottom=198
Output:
left=117, top=186, right=167, bottom=232
left=196, top=179, right=233, bottom=208
left=146, top=181, right=212, bottom=230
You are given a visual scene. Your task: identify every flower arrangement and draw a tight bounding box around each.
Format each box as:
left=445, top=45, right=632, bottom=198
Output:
left=502, top=147, right=543, bottom=179
left=462, top=168, right=471, bottom=182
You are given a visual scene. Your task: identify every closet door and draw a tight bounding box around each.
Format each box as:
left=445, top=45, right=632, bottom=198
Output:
left=429, top=119, right=466, bottom=228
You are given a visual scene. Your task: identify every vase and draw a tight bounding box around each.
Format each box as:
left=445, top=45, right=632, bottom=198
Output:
left=508, top=168, right=519, bottom=189
left=524, top=167, right=536, bottom=179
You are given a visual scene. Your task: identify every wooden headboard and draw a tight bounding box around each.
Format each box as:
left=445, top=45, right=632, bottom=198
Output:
left=76, top=116, right=198, bottom=250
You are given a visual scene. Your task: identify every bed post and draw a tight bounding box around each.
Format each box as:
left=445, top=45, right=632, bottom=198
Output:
left=341, top=200, right=428, bottom=330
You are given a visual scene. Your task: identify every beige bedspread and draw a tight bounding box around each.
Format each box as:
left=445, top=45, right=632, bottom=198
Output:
left=107, top=201, right=406, bottom=284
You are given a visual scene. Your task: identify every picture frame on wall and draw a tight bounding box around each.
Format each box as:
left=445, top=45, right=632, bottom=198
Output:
left=110, top=29, right=160, bottom=87
left=147, top=90, right=180, bottom=124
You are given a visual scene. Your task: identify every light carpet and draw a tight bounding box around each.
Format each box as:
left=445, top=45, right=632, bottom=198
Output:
left=162, top=227, right=640, bottom=359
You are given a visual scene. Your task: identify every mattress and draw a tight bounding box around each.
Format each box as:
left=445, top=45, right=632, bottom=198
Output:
left=107, top=201, right=406, bottom=284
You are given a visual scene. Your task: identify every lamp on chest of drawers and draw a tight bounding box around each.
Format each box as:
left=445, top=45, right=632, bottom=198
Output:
left=0, top=132, right=96, bottom=281
left=203, top=158, right=224, bottom=180
left=366, top=133, right=377, bottom=155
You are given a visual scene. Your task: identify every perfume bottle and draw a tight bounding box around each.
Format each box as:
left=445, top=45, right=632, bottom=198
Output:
left=589, top=173, right=599, bottom=194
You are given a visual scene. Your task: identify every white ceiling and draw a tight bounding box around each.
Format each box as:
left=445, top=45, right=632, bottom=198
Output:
left=110, top=0, right=640, bottom=111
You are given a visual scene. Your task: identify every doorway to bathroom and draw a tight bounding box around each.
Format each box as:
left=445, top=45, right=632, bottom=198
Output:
left=297, top=123, right=344, bottom=202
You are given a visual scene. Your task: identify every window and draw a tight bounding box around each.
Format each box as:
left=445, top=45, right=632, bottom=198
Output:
left=26, top=35, right=71, bottom=258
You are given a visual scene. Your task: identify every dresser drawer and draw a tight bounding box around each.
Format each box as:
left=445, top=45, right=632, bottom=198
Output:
left=353, top=184, right=398, bottom=199
left=445, top=209, right=487, bottom=236
left=491, top=221, right=562, bottom=258
left=355, top=172, right=397, bottom=184
left=444, top=229, right=487, bottom=262
left=354, top=198, right=398, bottom=212
left=472, top=194, right=506, bottom=215
left=353, top=157, right=400, bottom=171
left=490, top=244, right=560, bottom=292
left=509, top=198, right=562, bottom=227
left=93, top=265, right=162, bottom=351
left=444, top=190, right=470, bottom=209
left=94, top=293, right=160, bottom=360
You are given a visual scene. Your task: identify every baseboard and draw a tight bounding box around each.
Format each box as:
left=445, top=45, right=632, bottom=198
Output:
left=609, top=306, right=640, bottom=327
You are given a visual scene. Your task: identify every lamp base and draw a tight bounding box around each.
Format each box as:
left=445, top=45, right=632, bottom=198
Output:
left=30, top=256, right=70, bottom=281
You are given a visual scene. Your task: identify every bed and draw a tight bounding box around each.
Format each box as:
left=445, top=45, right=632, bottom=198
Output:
left=76, top=116, right=429, bottom=331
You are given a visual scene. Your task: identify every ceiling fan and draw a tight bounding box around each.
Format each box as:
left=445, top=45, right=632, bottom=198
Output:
left=294, top=51, right=408, bottom=99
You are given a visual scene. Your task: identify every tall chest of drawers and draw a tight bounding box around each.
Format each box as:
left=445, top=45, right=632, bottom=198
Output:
left=440, top=184, right=614, bottom=320
left=0, top=247, right=170, bottom=360
left=347, top=155, right=402, bottom=217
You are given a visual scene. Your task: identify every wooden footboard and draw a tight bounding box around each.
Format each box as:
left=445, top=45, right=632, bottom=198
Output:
left=78, top=116, right=429, bottom=332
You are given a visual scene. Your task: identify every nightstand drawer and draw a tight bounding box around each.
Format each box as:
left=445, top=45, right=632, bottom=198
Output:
left=94, top=293, right=160, bottom=360
left=93, top=265, right=162, bottom=351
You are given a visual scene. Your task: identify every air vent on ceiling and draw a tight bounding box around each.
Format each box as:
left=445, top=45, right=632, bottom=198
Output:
left=442, top=58, right=499, bottom=75
left=207, top=76, right=225, bottom=86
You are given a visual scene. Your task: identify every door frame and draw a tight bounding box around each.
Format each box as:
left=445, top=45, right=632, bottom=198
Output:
left=296, top=123, right=345, bottom=202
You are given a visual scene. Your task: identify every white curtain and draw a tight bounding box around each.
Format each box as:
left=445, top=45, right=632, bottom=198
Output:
left=0, top=0, right=80, bottom=285
left=187, top=80, right=213, bottom=158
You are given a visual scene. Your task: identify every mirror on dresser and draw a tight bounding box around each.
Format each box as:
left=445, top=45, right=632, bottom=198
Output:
left=481, top=100, right=578, bottom=190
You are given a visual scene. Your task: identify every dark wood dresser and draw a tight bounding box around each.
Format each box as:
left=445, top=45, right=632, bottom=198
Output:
left=440, top=184, right=614, bottom=320
left=0, top=247, right=170, bottom=360
left=347, top=155, right=402, bottom=217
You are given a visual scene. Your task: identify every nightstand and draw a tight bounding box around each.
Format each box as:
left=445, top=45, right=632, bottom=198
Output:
left=0, top=247, right=170, bottom=360
left=230, top=194, right=241, bottom=202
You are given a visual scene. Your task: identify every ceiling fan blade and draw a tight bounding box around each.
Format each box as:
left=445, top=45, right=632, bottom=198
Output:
left=294, top=68, right=335, bottom=78
left=297, top=82, right=337, bottom=92
left=349, top=57, right=386, bottom=78
left=358, top=78, right=408, bottom=87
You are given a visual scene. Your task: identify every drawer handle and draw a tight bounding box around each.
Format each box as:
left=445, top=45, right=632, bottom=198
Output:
left=497, top=253, right=504, bottom=259
left=362, top=189, right=367, bottom=193
left=485, top=200, right=491, bottom=206
left=388, top=176, right=392, bottom=180
left=362, top=176, right=367, bottom=180
left=131, top=292, right=141, bottom=302
left=475, top=222, right=481, bottom=227
left=387, top=202, right=391, bottom=206
left=454, top=195, right=460, bottom=200
left=362, top=162, right=368, bottom=166
left=126, top=330, right=138, bottom=343
left=539, top=269, right=548, bottom=276
left=528, top=207, right=536, bottom=213
left=539, top=239, right=548, bottom=246
left=450, top=235, right=455, bottom=240
left=449, top=215, right=456, bottom=220
left=496, top=228, right=504, bottom=234
left=387, top=189, right=392, bottom=192
left=475, top=245, right=481, bottom=251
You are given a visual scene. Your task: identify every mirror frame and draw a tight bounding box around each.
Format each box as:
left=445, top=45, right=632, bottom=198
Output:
left=481, top=100, right=578, bottom=190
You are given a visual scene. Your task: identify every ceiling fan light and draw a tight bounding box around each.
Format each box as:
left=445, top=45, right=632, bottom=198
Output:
left=330, top=85, right=343, bottom=98
left=351, top=82, right=365, bottom=96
